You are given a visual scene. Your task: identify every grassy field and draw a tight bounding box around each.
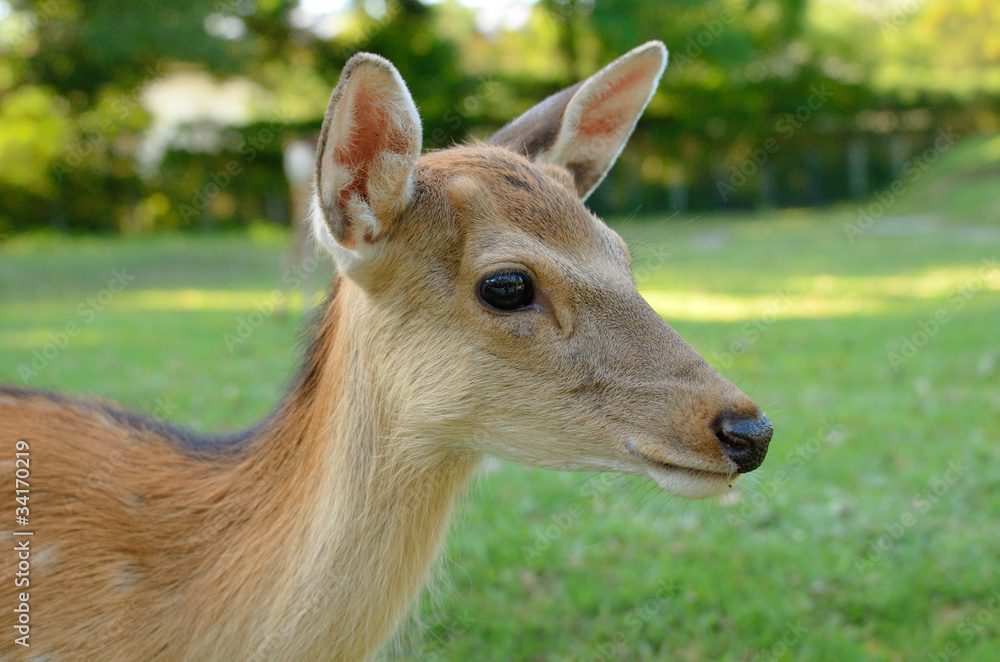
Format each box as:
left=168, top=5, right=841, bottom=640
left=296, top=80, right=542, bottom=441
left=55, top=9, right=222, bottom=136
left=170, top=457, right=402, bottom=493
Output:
left=1, top=207, right=998, bottom=661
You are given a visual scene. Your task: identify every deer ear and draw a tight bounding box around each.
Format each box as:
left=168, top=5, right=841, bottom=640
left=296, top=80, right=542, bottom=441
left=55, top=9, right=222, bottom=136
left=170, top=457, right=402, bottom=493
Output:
left=312, top=53, right=422, bottom=265
left=489, top=41, right=667, bottom=200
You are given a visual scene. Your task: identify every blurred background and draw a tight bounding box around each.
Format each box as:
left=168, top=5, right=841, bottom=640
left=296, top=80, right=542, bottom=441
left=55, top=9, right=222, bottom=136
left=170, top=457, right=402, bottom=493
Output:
left=1, top=0, right=998, bottom=233
left=1, top=1, right=999, bottom=660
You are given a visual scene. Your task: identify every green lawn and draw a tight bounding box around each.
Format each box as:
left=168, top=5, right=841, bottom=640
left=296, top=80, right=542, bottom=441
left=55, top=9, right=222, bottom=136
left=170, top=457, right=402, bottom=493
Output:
left=1, top=209, right=998, bottom=661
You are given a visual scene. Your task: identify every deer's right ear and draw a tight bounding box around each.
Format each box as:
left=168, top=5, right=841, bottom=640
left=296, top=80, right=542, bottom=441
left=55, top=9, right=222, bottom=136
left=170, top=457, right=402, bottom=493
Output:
left=489, top=41, right=666, bottom=201
left=312, top=53, right=422, bottom=268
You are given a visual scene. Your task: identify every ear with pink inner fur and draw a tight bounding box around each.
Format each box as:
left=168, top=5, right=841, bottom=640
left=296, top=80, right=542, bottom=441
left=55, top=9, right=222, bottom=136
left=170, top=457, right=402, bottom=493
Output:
left=312, top=53, right=422, bottom=263
left=489, top=41, right=667, bottom=200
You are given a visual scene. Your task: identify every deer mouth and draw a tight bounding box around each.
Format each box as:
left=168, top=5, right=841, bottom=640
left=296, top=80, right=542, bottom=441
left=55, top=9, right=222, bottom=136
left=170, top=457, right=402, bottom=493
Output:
left=626, top=443, right=737, bottom=499
left=642, top=458, right=737, bottom=498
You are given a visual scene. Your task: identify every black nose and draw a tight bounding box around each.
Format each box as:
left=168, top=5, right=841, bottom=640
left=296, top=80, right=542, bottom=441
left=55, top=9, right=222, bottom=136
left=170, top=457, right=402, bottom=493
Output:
left=713, top=413, right=772, bottom=473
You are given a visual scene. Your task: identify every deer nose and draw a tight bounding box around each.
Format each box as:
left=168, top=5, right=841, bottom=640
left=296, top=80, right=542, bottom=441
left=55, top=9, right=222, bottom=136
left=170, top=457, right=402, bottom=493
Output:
left=714, top=413, right=772, bottom=473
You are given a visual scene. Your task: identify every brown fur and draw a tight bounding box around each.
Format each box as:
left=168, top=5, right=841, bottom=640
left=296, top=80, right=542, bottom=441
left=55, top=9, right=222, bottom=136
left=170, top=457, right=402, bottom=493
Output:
left=1, top=283, right=478, bottom=660
left=1, top=42, right=769, bottom=661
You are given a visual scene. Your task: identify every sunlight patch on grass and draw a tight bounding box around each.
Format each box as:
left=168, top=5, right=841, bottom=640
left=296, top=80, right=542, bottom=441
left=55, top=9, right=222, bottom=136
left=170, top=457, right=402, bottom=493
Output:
left=0, top=328, right=106, bottom=351
left=984, top=134, right=1000, bottom=160
left=640, top=290, right=884, bottom=321
left=118, top=289, right=297, bottom=311
left=641, top=291, right=781, bottom=321
left=823, top=265, right=999, bottom=299
left=642, top=262, right=998, bottom=321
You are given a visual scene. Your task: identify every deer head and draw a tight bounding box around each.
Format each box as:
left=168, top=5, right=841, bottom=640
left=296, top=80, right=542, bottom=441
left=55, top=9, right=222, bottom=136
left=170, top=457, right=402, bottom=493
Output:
left=311, top=42, right=771, bottom=499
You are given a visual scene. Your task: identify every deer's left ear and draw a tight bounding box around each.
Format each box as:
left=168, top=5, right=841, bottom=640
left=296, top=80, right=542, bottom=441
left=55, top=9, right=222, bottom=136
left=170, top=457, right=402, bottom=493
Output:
left=489, top=41, right=667, bottom=200
left=312, top=52, right=422, bottom=267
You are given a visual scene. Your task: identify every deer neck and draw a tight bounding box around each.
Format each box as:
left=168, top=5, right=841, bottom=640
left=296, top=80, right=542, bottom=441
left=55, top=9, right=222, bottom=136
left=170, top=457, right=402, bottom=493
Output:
left=235, top=278, right=481, bottom=661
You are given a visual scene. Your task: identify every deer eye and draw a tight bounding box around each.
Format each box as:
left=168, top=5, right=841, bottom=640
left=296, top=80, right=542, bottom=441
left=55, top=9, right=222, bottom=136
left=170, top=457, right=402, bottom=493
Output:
left=478, top=270, right=534, bottom=311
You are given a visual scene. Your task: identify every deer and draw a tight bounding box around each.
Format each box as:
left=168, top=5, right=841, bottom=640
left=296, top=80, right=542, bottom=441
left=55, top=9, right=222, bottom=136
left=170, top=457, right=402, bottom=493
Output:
left=0, top=41, right=772, bottom=661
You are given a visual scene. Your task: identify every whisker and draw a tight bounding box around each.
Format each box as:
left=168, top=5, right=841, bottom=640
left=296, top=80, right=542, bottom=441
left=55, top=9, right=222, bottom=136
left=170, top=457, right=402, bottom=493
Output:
left=615, top=477, right=652, bottom=520
left=626, top=483, right=663, bottom=527
left=597, top=474, right=643, bottom=507
left=545, top=473, right=604, bottom=512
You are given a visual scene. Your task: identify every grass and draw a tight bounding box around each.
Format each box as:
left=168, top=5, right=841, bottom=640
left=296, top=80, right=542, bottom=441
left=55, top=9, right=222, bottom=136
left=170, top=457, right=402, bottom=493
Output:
left=891, top=132, right=1000, bottom=222
left=1, top=206, right=999, bottom=661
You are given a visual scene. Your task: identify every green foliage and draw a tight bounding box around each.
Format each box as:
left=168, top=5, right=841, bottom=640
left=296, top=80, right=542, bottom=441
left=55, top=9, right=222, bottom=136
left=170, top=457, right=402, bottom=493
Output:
left=1, top=0, right=998, bottom=234
left=11, top=0, right=246, bottom=93
left=0, top=85, right=67, bottom=195
left=0, top=85, right=68, bottom=234
left=872, top=0, right=1000, bottom=98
